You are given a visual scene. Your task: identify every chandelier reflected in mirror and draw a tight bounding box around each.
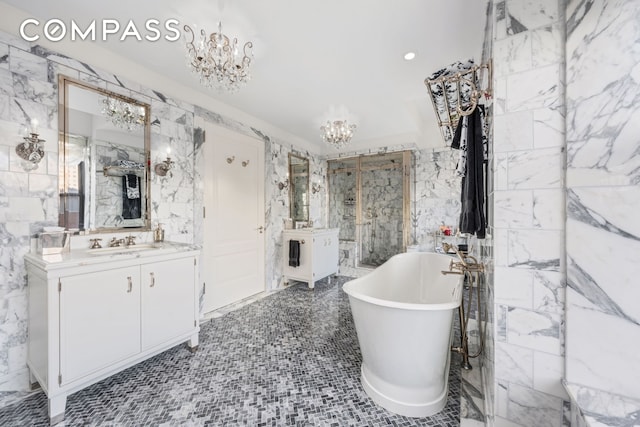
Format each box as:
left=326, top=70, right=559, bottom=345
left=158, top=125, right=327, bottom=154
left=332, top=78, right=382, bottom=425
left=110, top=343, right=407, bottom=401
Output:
left=101, top=97, right=145, bottom=132
left=321, top=120, right=356, bottom=149
left=183, top=21, right=253, bottom=92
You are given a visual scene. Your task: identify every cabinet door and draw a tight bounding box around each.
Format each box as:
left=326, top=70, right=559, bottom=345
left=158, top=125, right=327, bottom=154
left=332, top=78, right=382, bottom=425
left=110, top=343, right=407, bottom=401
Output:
left=282, top=233, right=312, bottom=280
left=314, top=233, right=339, bottom=279
left=59, top=266, right=141, bottom=385
left=141, top=257, right=195, bottom=351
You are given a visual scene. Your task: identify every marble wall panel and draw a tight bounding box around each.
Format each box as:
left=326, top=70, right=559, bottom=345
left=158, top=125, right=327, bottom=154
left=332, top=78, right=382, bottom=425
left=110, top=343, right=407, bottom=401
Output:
left=490, top=1, right=569, bottom=426
left=495, top=0, right=560, bottom=39
left=412, top=147, right=461, bottom=251
left=506, top=65, right=563, bottom=113
left=565, top=0, right=640, bottom=407
left=533, top=108, right=565, bottom=149
left=493, top=190, right=533, bottom=229
left=506, top=383, right=564, bottom=427
left=492, top=111, right=534, bottom=153
left=495, top=342, right=534, bottom=388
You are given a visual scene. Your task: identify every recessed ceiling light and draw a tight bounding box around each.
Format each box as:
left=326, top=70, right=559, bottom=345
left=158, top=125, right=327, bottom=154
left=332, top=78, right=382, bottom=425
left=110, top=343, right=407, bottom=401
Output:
left=404, top=52, right=416, bottom=61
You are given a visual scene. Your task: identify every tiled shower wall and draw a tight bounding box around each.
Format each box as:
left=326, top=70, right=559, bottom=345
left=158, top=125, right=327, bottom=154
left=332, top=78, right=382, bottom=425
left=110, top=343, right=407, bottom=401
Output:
left=0, top=30, right=323, bottom=404
left=489, top=0, right=568, bottom=426
left=564, top=0, right=640, bottom=418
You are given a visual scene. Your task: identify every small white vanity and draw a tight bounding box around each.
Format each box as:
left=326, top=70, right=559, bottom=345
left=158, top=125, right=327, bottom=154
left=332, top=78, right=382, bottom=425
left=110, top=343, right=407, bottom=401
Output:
left=25, top=242, right=200, bottom=425
left=282, top=228, right=339, bottom=288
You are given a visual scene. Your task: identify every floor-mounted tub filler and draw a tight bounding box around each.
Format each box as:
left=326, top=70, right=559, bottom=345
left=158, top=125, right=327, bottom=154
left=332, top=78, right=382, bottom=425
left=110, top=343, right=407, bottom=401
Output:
left=343, top=252, right=463, bottom=417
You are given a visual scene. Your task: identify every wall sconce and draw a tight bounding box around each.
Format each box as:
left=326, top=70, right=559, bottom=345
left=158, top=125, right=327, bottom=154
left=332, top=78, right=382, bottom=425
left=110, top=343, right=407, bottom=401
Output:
left=16, top=119, right=45, bottom=171
left=154, top=146, right=174, bottom=177
left=278, top=178, right=289, bottom=191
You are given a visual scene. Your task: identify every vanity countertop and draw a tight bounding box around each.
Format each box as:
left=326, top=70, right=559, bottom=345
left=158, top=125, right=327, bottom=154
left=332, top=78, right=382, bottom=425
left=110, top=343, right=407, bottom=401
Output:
left=25, top=241, right=200, bottom=272
left=284, top=228, right=339, bottom=234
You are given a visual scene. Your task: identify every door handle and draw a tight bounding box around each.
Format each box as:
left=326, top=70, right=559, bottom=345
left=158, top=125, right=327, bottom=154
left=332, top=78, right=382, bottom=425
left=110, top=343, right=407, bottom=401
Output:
left=256, top=226, right=264, bottom=234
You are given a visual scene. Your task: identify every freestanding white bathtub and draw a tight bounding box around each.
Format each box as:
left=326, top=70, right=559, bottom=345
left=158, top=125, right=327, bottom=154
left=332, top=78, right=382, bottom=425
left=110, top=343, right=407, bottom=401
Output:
left=343, top=252, right=463, bottom=417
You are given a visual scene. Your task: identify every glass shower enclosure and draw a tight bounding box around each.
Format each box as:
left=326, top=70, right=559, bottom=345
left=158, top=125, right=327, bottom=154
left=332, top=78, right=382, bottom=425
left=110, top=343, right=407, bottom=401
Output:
left=328, top=151, right=411, bottom=267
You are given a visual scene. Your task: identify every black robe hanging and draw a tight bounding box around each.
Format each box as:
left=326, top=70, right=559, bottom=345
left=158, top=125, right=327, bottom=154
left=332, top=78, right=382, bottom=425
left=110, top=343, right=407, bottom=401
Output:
left=457, top=108, right=486, bottom=238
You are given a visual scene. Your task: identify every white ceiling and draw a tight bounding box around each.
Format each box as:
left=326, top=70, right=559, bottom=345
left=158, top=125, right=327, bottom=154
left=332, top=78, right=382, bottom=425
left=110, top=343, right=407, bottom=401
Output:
left=1, top=0, right=488, bottom=154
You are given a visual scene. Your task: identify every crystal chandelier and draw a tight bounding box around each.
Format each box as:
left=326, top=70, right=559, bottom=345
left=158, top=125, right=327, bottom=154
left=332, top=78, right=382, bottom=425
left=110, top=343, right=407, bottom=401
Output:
left=101, top=97, right=145, bottom=131
left=321, top=120, right=356, bottom=149
left=183, top=21, right=253, bottom=92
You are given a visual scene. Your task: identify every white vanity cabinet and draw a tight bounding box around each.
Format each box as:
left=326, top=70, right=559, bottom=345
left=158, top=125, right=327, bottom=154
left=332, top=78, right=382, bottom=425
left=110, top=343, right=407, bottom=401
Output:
left=59, top=266, right=142, bottom=385
left=282, top=228, right=339, bottom=288
left=25, top=245, right=199, bottom=425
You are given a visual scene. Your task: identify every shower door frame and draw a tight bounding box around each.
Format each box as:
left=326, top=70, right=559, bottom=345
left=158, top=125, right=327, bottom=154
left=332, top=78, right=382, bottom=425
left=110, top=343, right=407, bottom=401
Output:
left=328, top=150, right=412, bottom=268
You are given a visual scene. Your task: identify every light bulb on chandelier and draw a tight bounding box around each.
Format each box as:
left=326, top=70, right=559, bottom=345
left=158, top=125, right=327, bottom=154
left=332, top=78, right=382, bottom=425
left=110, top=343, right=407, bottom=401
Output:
left=183, top=21, right=253, bottom=93
left=321, top=120, right=356, bottom=149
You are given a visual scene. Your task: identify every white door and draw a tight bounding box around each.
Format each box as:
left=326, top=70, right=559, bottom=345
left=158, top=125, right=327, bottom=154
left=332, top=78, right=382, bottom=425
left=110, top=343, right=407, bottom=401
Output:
left=202, top=123, right=265, bottom=313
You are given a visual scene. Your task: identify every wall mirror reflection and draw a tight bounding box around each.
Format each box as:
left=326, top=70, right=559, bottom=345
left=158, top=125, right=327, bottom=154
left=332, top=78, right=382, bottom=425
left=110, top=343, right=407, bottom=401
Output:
left=58, top=75, right=151, bottom=233
left=288, top=153, right=309, bottom=224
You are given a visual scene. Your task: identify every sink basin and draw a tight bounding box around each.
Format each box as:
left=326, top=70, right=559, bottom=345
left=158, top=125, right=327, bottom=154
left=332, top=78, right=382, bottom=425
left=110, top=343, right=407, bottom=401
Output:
left=87, top=243, right=161, bottom=256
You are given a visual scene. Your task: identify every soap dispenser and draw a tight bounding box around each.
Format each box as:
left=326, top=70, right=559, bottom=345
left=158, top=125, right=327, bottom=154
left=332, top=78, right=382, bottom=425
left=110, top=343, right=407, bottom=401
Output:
left=154, top=223, right=165, bottom=243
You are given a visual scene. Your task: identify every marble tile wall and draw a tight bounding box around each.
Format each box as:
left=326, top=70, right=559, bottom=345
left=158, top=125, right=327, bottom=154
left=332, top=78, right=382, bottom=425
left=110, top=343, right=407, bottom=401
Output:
left=564, top=0, right=640, bottom=419
left=0, top=30, right=324, bottom=405
left=359, top=167, right=404, bottom=266
left=327, top=164, right=357, bottom=241
left=411, top=147, right=462, bottom=251
left=489, top=0, right=569, bottom=426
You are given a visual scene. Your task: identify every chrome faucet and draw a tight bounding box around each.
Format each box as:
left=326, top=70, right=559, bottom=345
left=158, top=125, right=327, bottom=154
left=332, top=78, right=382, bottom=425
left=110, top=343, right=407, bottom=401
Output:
left=125, top=235, right=136, bottom=246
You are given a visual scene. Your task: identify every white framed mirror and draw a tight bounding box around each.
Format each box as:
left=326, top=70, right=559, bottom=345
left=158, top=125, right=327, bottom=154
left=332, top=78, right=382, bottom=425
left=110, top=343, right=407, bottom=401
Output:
left=58, top=75, right=151, bottom=233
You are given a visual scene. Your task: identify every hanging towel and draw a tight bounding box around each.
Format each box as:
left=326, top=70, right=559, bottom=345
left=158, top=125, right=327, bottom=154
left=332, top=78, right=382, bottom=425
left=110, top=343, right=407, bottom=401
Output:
left=125, top=173, right=140, bottom=199
left=452, top=105, right=488, bottom=176
left=122, top=174, right=142, bottom=219
left=458, top=107, right=486, bottom=238
left=452, top=115, right=469, bottom=177
left=288, top=240, right=300, bottom=267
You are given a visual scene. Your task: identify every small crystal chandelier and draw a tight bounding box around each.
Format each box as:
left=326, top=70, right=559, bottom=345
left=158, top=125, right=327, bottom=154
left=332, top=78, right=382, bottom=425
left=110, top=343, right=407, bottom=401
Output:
left=101, top=97, right=145, bottom=131
left=183, top=21, right=253, bottom=92
left=321, top=120, right=356, bottom=149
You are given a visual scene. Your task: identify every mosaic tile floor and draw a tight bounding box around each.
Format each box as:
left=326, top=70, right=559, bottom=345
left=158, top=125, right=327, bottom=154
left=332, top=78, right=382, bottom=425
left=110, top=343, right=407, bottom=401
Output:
left=0, top=276, right=461, bottom=426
